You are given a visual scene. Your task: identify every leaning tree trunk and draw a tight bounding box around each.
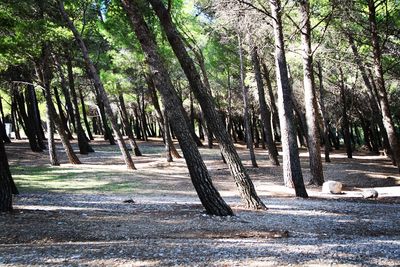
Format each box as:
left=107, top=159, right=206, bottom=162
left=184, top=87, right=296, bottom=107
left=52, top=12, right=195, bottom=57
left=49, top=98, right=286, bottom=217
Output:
left=121, top=0, right=233, bottom=216
left=299, top=0, right=324, bottom=186
left=66, top=55, right=94, bottom=154
left=118, top=93, right=142, bottom=156
left=368, top=0, right=400, bottom=171
left=40, top=48, right=81, bottom=165
left=59, top=1, right=135, bottom=170
left=251, top=47, right=279, bottom=165
left=316, top=62, right=331, bottom=162
left=339, top=67, right=352, bottom=159
left=148, top=0, right=266, bottom=209
left=269, top=0, right=308, bottom=197
left=0, top=97, right=11, bottom=143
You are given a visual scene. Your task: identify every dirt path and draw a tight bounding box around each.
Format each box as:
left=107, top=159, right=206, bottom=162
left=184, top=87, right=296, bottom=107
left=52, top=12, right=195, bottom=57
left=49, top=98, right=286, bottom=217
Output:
left=1, top=138, right=399, bottom=266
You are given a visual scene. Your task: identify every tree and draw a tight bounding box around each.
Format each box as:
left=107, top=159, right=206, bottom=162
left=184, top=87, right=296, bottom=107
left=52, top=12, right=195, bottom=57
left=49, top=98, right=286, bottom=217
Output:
left=269, top=0, right=308, bottom=197
left=298, top=0, right=324, bottom=185
left=148, top=0, right=266, bottom=209
left=367, top=0, right=400, bottom=171
left=120, top=0, right=233, bottom=216
left=59, top=0, right=136, bottom=170
left=251, top=46, right=279, bottom=166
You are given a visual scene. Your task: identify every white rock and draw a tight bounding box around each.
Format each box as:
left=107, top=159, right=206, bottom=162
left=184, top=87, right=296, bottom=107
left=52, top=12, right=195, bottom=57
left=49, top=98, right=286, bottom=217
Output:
left=362, top=189, right=378, bottom=199
left=322, top=181, right=343, bottom=194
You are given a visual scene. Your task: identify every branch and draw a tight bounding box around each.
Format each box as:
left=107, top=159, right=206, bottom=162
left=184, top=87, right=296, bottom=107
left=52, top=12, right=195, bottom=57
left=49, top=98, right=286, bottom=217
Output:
left=237, top=0, right=277, bottom=23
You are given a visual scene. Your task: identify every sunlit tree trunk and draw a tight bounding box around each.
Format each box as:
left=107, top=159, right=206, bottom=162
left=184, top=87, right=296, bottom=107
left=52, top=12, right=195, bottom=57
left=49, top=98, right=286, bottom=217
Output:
left=269, top=0, right=308, bottom=197
left=299, top=0, right=324, bottom=185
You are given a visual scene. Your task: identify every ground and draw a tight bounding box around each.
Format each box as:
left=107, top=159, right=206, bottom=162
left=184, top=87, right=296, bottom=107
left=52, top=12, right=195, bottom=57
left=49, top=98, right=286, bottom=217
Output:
left=1, top=137, right=400, bottom=266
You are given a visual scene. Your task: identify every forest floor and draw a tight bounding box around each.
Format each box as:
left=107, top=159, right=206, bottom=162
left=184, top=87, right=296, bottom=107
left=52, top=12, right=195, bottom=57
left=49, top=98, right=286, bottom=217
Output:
left=1, top=137, right=400, bottom=266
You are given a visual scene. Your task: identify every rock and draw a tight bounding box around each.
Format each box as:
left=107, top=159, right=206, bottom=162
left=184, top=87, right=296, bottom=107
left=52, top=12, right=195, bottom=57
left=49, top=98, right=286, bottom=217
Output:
left=322, top=181, right=343, bottom=194
left=123, top=199, right=135, bottom=204
left=362, top=189, right=378, bottom=199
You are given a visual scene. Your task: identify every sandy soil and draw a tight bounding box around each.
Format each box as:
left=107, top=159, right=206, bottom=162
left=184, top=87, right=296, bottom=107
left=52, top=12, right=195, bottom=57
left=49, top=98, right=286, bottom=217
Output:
left=1, top=137, right=399, bottom=266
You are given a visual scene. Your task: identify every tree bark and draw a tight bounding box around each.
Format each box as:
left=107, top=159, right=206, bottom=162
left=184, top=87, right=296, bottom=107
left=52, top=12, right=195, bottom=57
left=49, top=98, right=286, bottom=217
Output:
left=269, top=0, right=308, bottom=197
left=262, top=63, right=281, bottom=141
left=0, top=132, right=14, bottom=211
left=78, top=88, right=94, bottom=140
left=299, top=0, right=324, bottom=185
left=339, top=67, right=352, bottom=159
left=238, top=35, right=258, bottom=168
left=118, top=93, right=142, bottom=156
left=148, top=0, right=266, bottom=209
left=316, top=62, right=331, bottom=162
left=66, top=55, right=94, bottom=154
left=367, top=0, right=400, bottom=170
left=121, top=0, right=233, bottom=216
left=251, top=47, right=279, bottom=165
left=59, top=1, right=135, bottom=170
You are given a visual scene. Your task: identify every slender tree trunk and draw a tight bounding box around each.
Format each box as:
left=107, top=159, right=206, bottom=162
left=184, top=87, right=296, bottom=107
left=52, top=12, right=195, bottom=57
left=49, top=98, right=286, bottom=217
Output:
left=299, top=0, right=324, bottom=185
left=60, top=2, right=135, bottom=169
left=119, top=93, right=142, bottom=156
left=121, top=0, right=233, bottom=215
left=269, top=0, right=308, bottom=197
left=52, top=83, right=73, bottom=140
left=25, top=85, right=46, bottom=149
left=11, top=99, right=21, bottom=140
left=66, top=55, right=94, bottom=154
left=147, top=75, right=181, bottom=158
left=262, top=63, right=281, bottom=141
left=238, top=35, right=257, bottom=168
left=368, top=0, right=400, bottom=170
left=316, top=62, right=331, bottom=162
left=163, top=107, right=173, bottom=162
left=78, top=88, right=94, bottom=140
left=148, top=0, right=266, bottom=209
left=251, top=47, right=279, bottom=165
left=339, top=68, right=352, bottom=158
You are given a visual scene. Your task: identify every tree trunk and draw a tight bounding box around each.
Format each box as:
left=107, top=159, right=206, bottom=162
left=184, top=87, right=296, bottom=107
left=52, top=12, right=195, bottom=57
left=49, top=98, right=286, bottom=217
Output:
left=368, top=0, right=400, bottom=170
left=299, top=0, right=324, bottom=185
left=269, top=0, right=308, bottom=197
left=147, top=75, right=181, bottom=158
left=163, top=106, right=173, bottom=162
left=52, top=82, right=73, bottom=140
left=60, top=1, right=135, bottom=170
left=118, top=93, right=142, bottom=156
left=11, top=99, right=21, bottom=140
left=251, top=47, right=279, bottom=165
left=66, top=55, right=94, bottom=154
left=121, top=0, right=233, bottom=216
left=262, top=63, right=281, bottom=142
left=316, top=62, right=331, bottom=162
left=339, top=68, right=352, bottom=158
left=238, top=35, right=258, bottom=168
left=37, top=45, right=80, bottom=165
left=14, top=88, right=43, bottom=152
left=0, top=97, right=11, bottom=143
left=0, top=132, right=14, bottom=211
left=148, top=0, right=266, bottom=209
left=78, top=88, right=94, bottom=140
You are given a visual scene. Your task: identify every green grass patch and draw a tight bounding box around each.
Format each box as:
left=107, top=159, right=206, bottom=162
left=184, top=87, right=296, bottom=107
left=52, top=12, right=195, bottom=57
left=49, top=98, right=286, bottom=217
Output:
left=11, top=165, right=141, bottom=194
